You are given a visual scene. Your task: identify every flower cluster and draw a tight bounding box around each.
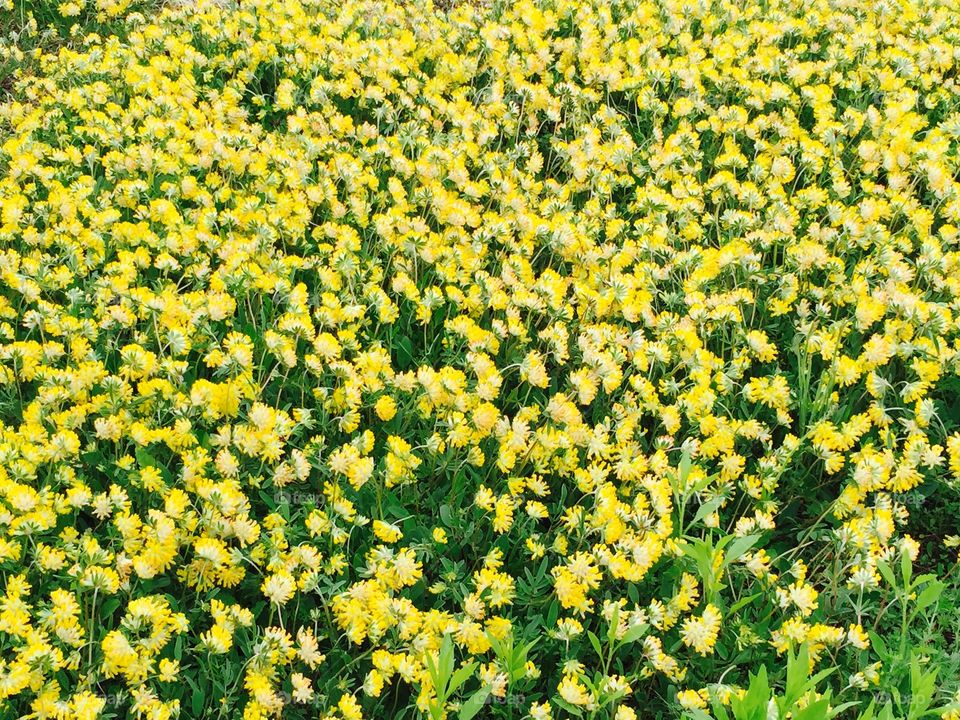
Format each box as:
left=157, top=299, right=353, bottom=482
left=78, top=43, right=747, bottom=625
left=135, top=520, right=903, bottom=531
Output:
left=1, top=0, right=960, bottom=717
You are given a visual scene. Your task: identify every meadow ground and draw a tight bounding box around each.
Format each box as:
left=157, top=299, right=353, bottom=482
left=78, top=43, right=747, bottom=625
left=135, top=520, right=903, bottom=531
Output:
left=1, top=0, right=960, bottom=719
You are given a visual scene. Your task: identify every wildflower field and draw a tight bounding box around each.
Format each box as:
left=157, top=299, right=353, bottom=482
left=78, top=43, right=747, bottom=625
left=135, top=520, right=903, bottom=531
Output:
left=1, top=0, right=960, bottom=717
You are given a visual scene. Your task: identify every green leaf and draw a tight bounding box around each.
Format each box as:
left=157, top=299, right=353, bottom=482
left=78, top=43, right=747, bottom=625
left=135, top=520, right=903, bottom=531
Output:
left=900, top=550, right=913, bottom=588
left=829, top=702, right=860, bottom=719
left=794, top=697, right=832, bottom=720
left=692, top=496, right=724, bottom=527
left=913, top=580, right=944, bottom=612
left=459, top=686, right=491, bottom=720
left=784, top=643, right=810, bottom=708
left=876, top=559, right=896, bottom=589
left=728, top=593, right=761, bottom=615
left=552, top=695, right=584, bottom=717
left=619, top=622, right=648, bottom=645
left=587, top=630, right=603, bottom=659
left=692, top=472, right=715, bottom=494
left=808, top=665, right=838, bottom=690
left=679, top=448, right=692, bottom=485
left=723, top=534, right=761, bottom=568
left=709, top=697, right=731, bottom=720
left=510, top=638, right=538, bottom=681
left=907, top=654, right=937, bottom=720
left=741, top=665, right=770, bottom=718
left=520, top=636, right=539, bottom=659
left=868, top=630, right=889, bottom=660
left=679, top=539, right=712, bottom=569
left=424, top=651, right=439, bottom=689
left=99, top=597, right=122, bottom=621
left=135, top=447, right=159, bottom=469
left=439, top=633, right=455, bottom=688
left=547, top=600, right=560, bottom=628
left=182, top=675, right=204, bottom=717
left=858, top=699, right=877, bottom=720
left=930, top=699, right=960, bottom=718
left=449, top=661, right=477, bottom=696
left=440, top=505, right=455, bottom=527
left=607, top=604, right=620, bottom=644
left=395, top=335, right=414, bottom=370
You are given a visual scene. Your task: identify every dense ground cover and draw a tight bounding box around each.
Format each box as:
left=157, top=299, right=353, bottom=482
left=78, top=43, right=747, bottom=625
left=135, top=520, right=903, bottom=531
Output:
left=1, top=0, right=960, bottom=718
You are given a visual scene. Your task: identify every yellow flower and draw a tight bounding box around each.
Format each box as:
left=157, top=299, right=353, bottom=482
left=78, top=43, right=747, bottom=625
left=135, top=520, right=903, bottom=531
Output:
left=680, top=604, right=722, bottom=656
left=158, top=659, right=180, bottom=682
left=374, top=395, right=397, bottom=421
left=373, top=520, right=403, bottom=544
left=558, top=674, right=593, bottom=708
left=262, top=572, right=296, bottom=606
left=677, top=689, right=708, bottom=710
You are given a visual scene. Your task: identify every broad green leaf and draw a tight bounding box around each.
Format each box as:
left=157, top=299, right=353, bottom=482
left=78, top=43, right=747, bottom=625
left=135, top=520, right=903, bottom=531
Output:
left=876, top=560, right=896, bottom=589
left=449, top=661, right=477, bottom=696
left=607, top=604, right=620, bottom=644
left=458, top=685, right=491, bottom=720
left=692, top=496, right=725, bottom=527
left=619, top=622, right=649, bottom=645
left=914, top=580, right=945, bottom=612
left=728, top=593, right=761, bottom=615
left=679, top=448, right=692, bottom=485
left=587, top=630, right=603, bottom=659
left=723, top=534, right=761, bottom=568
